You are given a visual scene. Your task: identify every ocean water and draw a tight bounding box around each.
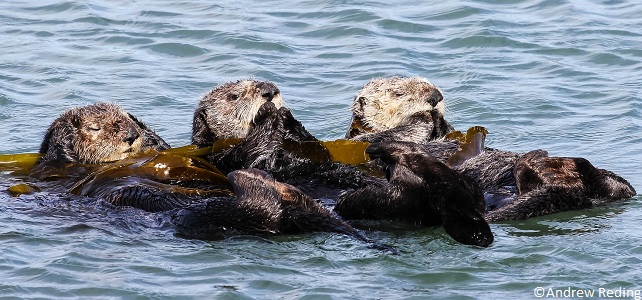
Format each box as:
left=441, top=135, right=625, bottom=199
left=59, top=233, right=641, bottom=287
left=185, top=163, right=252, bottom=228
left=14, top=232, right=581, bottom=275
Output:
left=1, top=0, right=641, bottom=299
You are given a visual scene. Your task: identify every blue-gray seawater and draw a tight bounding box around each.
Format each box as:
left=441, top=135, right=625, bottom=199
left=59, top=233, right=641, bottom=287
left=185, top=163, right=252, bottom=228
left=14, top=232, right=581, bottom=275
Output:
left=1, top=1, right=641, bottom=299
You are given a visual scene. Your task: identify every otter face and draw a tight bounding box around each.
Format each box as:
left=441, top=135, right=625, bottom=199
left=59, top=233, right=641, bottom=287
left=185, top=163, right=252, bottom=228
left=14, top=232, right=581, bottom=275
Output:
left=192, top=79, right=284, bottom=147
left=348, top=76, right=444, bottom=137
left=39, top=103, right=169, bottom=164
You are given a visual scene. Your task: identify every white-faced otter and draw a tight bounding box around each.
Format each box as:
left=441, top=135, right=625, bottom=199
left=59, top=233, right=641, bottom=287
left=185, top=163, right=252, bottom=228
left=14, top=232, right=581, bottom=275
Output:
left=344, top=76, right=636, bottom=221
left=37, top=102, right=170, bottom=166
left=346, top=76, right=454, bottom=143
left=192, top=79, right=284, bottom=147
left=192, top=80, right=363, bottom=199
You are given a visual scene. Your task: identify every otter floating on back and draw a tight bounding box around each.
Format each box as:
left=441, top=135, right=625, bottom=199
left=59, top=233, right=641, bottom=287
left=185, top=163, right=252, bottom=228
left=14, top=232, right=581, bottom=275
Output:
left=37, top=102, right=170, bottom=166
left=192, top=79, right=283, bottom=147
left=346, top=76, right=454, bottom=144
left=342, top=76, right=636, bottom=222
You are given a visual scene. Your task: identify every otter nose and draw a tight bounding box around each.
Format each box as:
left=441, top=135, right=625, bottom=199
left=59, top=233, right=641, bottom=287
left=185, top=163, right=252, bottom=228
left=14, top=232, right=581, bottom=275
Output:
left=257, top=82, right=280, bottom=102
left=124, top=127, right=140, bottom=146
left=427, top=89, right=443, bottom=107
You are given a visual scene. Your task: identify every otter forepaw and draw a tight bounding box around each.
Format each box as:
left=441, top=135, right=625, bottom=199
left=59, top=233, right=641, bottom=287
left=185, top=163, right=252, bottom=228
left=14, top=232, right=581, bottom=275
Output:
left=252, top=101, right=279, bottom=125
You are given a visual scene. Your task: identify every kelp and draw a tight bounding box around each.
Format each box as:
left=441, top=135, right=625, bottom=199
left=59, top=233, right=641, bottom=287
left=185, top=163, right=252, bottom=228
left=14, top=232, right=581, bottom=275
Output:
left=0, top=153, right=41, bottom=176
left=282, top=139, right=371, bottom=166
left=446, top=126, right=489, bottom=167
left=321, top=139, right=370, bottom=165
left=3, top=137, right=372, bottom=200
left=7, top=183, right=41, bottom=197
left=206, top=138, right=371, bottom=166
left=70, top=150, right=232, bottom=197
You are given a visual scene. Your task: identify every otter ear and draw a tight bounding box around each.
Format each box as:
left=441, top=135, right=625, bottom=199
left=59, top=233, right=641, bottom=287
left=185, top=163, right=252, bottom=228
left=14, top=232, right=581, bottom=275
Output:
left=443, top=213, right=494, bottom=247
left=191, top=108, right=215, bottom=147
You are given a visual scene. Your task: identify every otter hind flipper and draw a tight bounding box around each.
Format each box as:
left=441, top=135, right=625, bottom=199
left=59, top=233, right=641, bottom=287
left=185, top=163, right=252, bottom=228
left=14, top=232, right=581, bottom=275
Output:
left=485, top=186, right=593, bottom=222
left=591, top=168, right=636, bottom=204
left=443, top=213, right=494, bottom=247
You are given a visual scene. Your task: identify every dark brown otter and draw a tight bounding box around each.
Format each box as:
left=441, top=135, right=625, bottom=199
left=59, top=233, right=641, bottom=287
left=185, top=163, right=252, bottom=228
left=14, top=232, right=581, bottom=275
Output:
left=31, top=103, right=381, bottom=248
left=171, top=168, right=393, bottom=252
left=30, top=102, right=186, bottom=210
left=334, top=141, right=494, bottom=247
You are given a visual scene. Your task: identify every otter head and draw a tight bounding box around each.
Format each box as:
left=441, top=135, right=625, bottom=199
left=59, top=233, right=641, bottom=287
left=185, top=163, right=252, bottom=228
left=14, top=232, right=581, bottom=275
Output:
left=346, top=76, right=445, bottom=139
left=38, top=102, right=169, bottom=165
left=191, top=79, right=284, bottom=147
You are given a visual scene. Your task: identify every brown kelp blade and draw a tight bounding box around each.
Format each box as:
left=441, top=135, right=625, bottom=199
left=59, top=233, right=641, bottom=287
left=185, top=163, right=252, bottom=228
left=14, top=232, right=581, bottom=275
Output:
left=162, top=144, right=213, bottom=157
left=0, top=153, right=41, bottom=176
left=70, top=151, right=231, bottom=196
left=346, top=116, right=373, bottom=139
left=173, top=137, right=370, bottom=166
left=281, top=139, right=371, bottom=165
left=321, top=139, right=371, bottom=165
left=446, top=126, right=488, bottom=167
left=7, top=183, right=41, bottom=196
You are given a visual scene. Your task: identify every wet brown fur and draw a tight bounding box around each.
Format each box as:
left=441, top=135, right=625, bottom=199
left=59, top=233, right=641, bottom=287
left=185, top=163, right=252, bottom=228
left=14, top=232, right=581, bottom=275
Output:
left=37, top=102, right=169, bottom=166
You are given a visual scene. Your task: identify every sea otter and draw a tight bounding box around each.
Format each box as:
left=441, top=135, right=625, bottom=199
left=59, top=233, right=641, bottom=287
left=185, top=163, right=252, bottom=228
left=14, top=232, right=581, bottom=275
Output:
left=344, top=76, right=636, bottom=221
left=36, top=102, right=170, bottom=166
left=192, top=80, right=494, bottom=247
left=192, top=79, right=283, bottom=147
left=346, top=76, right=454, bottom=144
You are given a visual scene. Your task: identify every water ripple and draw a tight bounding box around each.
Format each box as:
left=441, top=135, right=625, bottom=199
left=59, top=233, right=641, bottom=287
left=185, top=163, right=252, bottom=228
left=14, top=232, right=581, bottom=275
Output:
left=1, top=0, right=642, bottom=298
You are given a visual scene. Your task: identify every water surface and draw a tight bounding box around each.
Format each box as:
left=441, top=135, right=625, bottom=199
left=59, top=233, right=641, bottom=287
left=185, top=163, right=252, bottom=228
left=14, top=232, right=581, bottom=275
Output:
left=1, top=0, right=641, bottom=299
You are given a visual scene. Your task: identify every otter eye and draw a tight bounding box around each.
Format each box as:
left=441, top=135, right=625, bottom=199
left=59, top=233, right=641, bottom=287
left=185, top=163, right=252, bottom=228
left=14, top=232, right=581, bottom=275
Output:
left=85, top=123, right=101, bottom=131
left=394, top=91, right=405, bottom=97
left=229, top=93, right=239, bottom=101
left=357, top=96, right=366, bottom=108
